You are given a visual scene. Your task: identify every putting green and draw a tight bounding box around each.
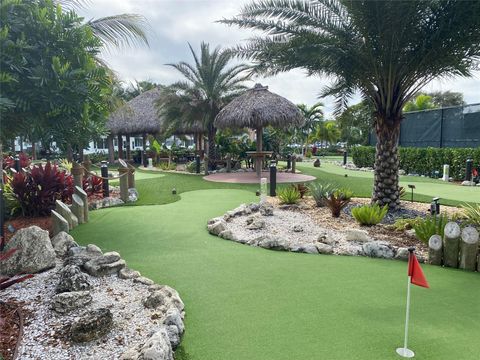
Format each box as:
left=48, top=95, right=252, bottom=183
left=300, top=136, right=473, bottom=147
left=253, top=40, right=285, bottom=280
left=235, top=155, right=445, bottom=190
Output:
left=298, top=161, right=478, bottom=204
left=72, top=189, right=480, bottom=360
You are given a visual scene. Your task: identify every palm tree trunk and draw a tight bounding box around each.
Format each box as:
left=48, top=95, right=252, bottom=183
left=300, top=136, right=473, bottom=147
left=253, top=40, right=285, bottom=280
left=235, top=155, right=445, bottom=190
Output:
left=207, top=124, right=217, bottom=170
left=372, top=119, right=401, bottom=210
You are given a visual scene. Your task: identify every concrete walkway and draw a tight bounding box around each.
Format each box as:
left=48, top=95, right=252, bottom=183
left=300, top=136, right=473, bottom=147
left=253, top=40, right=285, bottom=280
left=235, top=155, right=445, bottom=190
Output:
left=203, top=171, right=316, bottom=184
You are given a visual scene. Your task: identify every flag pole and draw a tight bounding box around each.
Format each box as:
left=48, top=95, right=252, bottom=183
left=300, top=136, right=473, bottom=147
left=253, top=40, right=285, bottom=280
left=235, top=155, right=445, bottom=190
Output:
left=396, top=249, right=415, bottom=358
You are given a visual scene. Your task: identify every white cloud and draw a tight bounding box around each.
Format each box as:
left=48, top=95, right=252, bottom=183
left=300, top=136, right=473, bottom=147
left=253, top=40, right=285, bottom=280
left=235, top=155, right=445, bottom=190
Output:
left=77, top=0, right=480, bottom=113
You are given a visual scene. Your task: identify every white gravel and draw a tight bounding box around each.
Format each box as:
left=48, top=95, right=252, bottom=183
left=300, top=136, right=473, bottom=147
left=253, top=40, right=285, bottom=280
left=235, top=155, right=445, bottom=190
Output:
left=2, top=260, right=165, bottom=360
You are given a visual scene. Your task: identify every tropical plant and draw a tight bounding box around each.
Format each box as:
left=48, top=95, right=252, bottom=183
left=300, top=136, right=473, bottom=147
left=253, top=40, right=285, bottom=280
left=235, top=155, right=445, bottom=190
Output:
left=426, top=91, right=465, bottom=108
left=336, top=101, right=374, bottom=147
left=351, top=204, right=388, bottom=226
left=157, top=42, right=251, bottom=169
left=293, top=183, right=309, bottom=199
left=392, top=217, right=421, bottom=232
left=297, top=102, right=323, bottom=155
left=278, top=186, right=301, bottom=204
left=82, top=175, right=103, bottom=196
left=462, top=203, right=480, bottom=226
left=58, top=158, right=73, bottom=172
left=7, top=162, right=74, bottom=217
left=2, top=153, right=31, bottom=170
left=413, top=214, right=449, bottom=244
left=325, top=188, right=353, bottom=217
left=403, top=94, right=436, bottom=112
left=308, top=182, right=335, bottom=207
left=314, top=121, right=340, bottom=147
left=222, top=0, right=480, bottom=209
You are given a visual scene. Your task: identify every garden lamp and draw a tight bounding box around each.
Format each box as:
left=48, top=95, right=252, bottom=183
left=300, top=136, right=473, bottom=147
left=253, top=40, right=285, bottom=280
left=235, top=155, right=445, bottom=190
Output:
left=408, top=184, right=415, bottom=203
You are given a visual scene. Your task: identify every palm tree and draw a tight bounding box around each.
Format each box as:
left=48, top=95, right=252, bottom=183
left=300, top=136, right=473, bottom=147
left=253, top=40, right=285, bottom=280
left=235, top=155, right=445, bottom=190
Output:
left=221, top=0, right=480, bottom=209
left=297, top=102, right=323, bottom=155
left=158, top=42, right=251, bottom=168
left=57, top=0, right=149, bottom=50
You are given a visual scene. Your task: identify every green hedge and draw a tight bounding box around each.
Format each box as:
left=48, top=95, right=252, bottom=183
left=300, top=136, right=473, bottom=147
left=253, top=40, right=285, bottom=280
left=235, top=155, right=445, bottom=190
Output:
left=351, top=146, right=480, bottom=180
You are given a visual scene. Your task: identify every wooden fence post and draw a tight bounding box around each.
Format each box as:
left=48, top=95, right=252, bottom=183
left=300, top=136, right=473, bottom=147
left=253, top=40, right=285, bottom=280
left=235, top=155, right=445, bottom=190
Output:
left=428, top=234, right=443, bottom=265
left=459, top=226, right=479, bottom=271
left=443, top=222, right=461, bottom=268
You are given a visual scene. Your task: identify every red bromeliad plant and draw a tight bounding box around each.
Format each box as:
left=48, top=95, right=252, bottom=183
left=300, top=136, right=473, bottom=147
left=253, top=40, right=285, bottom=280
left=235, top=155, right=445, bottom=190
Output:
left=2, top=152, right=31, bottom=170
left=8, top=162, right=74, bottom=217
left=82, top=175, right=103, bottom=196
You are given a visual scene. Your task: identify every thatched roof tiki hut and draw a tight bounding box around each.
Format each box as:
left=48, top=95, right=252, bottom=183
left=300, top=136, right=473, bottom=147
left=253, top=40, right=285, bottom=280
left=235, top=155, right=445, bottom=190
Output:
left=214, top=83, right=304, bottom=177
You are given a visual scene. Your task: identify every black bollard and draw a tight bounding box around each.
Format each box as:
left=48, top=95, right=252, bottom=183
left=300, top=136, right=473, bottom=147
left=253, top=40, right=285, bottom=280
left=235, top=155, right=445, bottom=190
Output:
left=269, top=161, right=277, bottom=196
left=143, top=151, right=148, bottom=168
left=195, top=155, right=201, bottom=174
left=465, top=159, right=473, bottom=181
left=101, top=161, right=109, bottom=198
left=287, top=154, right=291, bottom=170
left=14, top=155, right=20, bottom=172
left=343, top=151, right=347, bottom=166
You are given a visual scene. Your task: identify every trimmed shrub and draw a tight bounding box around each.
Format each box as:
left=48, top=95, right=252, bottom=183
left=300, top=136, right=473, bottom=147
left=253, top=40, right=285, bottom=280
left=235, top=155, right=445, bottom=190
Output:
left=351, top=204, right=388, bottom=226
left=351, top=146, right=480, bottom=180
left=278, top=186, right=301, bottom=204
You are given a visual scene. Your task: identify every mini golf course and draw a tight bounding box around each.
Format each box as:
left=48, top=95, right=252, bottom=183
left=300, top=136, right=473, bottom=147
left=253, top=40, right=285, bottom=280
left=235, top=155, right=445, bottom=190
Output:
left=71, top=171, right=480, bottom=360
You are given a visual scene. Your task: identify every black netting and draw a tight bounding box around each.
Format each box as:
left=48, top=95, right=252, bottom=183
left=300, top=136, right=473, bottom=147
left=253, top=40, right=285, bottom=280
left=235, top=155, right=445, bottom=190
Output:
left=369, top=104, right=480, bottom=148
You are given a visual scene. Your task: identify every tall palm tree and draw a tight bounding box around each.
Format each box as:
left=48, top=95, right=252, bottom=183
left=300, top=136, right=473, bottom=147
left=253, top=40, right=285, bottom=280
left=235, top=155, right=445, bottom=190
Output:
left=57, top=0, right=149, bottom=50
left=297, top=102, right=323, bottom=155
left=221, top=0, right=480, bottom=209
left=158, top=42, right=251, bottom=168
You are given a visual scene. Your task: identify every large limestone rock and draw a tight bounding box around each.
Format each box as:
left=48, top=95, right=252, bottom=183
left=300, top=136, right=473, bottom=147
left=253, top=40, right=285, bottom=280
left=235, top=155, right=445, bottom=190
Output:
left=207, top=220, right=227, bottom=235
left=344, top=229, right=372, bottom=243
left=64, top=244, right=103, bottom=267
left=121, top=327, right=173, bottom=360
left=256, top=235, right=288, bottom=251
left=56, top=265, right=92, bottom=293
left=52, top=291, right=92, bottom=314
left=362, top=241, right=394, bottom=259
left=118, top=267, right=141, bottom=279
left=246, top=217, right=265, bottom=230
left=259, top=203, right=274, bottom=216
left=0, top=226, right=56, bottom=276
left=51, top=232, right=78, bottom=257
left=70, top=308, right=113, bottom=343
left=83, top=251, right=126, bottom=276
left=163, top=308, right=184, bottom=349
left=55, top=200, right=75, bottom=230
left=291, top=244, right=319, bottom=254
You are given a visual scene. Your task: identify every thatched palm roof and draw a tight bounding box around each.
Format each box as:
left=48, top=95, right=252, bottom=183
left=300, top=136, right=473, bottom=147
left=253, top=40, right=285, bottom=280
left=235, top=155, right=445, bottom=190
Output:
left=107, top=88, right=163, bottom=135
left=214, top=83, right=304, bottom=130
left=161, top=119, right=206, bottom=136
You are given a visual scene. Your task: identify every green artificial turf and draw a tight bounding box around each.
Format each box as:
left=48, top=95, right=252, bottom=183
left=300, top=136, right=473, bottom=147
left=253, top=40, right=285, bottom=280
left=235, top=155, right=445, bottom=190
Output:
left=72, top=188, right=480, bottom=360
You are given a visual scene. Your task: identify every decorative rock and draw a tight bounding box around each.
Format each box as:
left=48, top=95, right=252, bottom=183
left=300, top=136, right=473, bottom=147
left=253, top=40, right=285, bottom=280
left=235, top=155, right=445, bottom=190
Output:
left=246, top=217, right=265, bottom=230
left=316, top=243, right=334, bottom=255
left=207, top=220, right=227, bottom=235
left=292, top=224, right=304, bottom=232
left=55, top=200, right=75, bottom=230
left=345, top=229, right=371, bottom=243
left=84, top=252, right=125, bottom=277
left=56, top=265, right=92, bottom=293
left=256, top=235, right=288, bottom=251
left=64, top=245, right=103, bottom=267
left=163, top=308, right=184, bottom=349
left=259, top=203, right=274, bottom=216
left=128, top=188, right=139, bottom=202
left=317, top=232, right=335, bottom=245
left=313, top=158, right=320, bottom=167
left=461, top=180, right=474, bottom=186
left=291, top=244, right=319, bottom=254
left=70, top=308, right=113, bottom=343
left=51, top=210, right=69, bottom=237
left=71, top=194, right=85, bottom=224
left=148, top=285, right=185, bottom=313
left=0, top=226, right=56, bottom=276
left=279, top=204, right=300, bottom=211
left=138, top=327, right=173, bottom=360
left=338, top=245, right=364, bottom=256
left=52, top=291, right=92, bottom=314
left=143, top=290, right=167, bottom=309
left=74, top=186, right=89, bottom=223
left=394, top=247, right=410, bottom=261
left=118, top=267, right=141, bottom=279
left=362, top=241, right=394, bottom=259
left=51, top=232, right=78, bottom=257
left=218, top=229, right=236, bottom=241
left=459, top=226, right=479, bottom=271
left=428, top=235, right=443, bottom=265
left=134, top=276, right=155, bottom=286
left=248, top=203, right=260, bottom=213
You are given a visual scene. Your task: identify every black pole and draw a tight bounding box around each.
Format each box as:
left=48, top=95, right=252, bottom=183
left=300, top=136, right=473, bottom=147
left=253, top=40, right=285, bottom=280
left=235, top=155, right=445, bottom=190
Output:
left=101, top=161, right=109, bottom=198
left=195, top=155, right=201, bottom=174
left=343, top=151, right=347, bottom=166
left=0, top=188, right=5, bottom=251
left=286, top=154, right=291, bottom=170
left=14, top=155, right=20, bottom=172
left=269, top=161, right=277, bottom=196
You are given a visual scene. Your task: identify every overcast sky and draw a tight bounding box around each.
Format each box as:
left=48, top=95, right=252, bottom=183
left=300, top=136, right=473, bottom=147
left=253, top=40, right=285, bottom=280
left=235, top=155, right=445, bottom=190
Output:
left=77, top=0, right=480, bottom=117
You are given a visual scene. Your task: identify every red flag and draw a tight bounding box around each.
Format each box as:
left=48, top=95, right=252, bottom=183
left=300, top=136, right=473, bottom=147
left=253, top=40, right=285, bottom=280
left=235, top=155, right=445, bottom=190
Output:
left=408, top=251, right=429, bottom=288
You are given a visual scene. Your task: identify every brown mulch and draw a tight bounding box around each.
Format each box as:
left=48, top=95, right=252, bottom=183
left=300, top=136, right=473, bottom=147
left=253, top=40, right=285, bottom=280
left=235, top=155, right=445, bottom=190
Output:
left=0, top=300, right=28, bottom=360
left=3, top=217, right=52, bottom=243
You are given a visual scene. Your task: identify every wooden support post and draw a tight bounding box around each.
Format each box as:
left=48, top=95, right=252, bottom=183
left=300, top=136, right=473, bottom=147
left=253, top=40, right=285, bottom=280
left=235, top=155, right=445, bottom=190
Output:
left=291, top=156, right=296, bottom=174
left=142, top=133, right=147, bottom=167
left=117, top=134, right=123, bottom=159
left=107, top=135, right=114, bottom=164
left=118, top=167, right=129, bottom=202
left=256, top=127, right=263, bottom=178
left=126, top=134, right=131, bottom=161
left=459, top=226, right=479, bottom=271
left=443, top=221, right=461, bottom=268
left=428, top=234, right=443, bottom=266
left=127, top=166, right=135, bottom=189
left=71, top=162, right=83, bottom=188
left=82, top=155, right=91, bottom=176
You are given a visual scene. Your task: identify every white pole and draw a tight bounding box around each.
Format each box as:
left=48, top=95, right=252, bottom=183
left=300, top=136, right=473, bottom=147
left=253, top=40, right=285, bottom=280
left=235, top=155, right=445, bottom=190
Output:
left=396, top=276, right=415, bottom=358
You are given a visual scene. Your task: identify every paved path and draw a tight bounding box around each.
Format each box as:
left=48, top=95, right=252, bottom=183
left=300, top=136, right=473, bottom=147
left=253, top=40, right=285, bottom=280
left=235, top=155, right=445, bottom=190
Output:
left=203, top=171, right=316, bottom=183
